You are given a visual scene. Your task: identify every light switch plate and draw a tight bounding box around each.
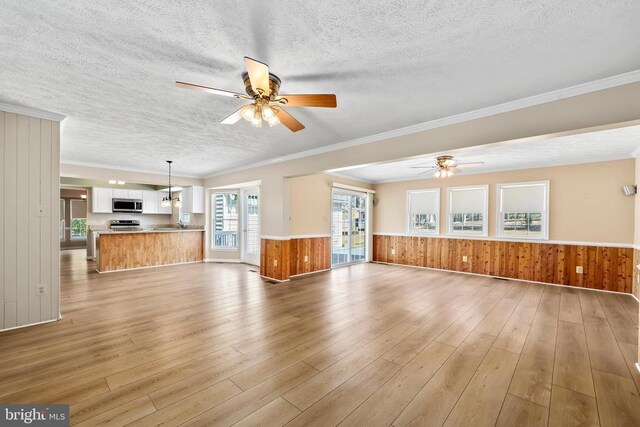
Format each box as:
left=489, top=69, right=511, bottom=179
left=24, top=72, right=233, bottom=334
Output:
left=462, top=256, right=468, bottom=263
left=304, top=255, right=309, bottom=262
left=576, top=266, right=583, bottom=274
left=273, top=259, right=278, bottom=267
left=391, top=249, right=396, bottom=255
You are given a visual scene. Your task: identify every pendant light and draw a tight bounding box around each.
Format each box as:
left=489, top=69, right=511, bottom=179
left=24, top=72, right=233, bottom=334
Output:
left=161, top=160, right=182, bottom=208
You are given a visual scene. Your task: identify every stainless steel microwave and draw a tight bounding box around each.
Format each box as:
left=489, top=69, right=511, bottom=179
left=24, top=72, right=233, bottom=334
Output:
left=112, top=198, right=143, bottom=213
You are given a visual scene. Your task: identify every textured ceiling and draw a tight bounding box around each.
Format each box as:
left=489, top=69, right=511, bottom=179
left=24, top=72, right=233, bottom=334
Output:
left=1, top=1, right=639, bottom=177
left=335, top=125, right=640, bottom=182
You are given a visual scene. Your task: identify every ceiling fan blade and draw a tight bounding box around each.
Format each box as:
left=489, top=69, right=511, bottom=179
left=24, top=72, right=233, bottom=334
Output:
left=276, top=94, right=337, bottom=108
left=456, top=162, right=485, bottom=168
left=417, top=169, right=436, bottom=175
left=409, top=166, right=436, bottom=169
left=175, top=81, right=247, bottom=98
left=220, top=105, right=248, bottom=125
left=274, top=107, right=304, bottom=132
left=244, top=56, right=270, bottom=97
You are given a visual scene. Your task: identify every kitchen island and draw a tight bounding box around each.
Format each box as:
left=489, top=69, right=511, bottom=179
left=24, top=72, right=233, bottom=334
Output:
left=95, top=229, right=205, bottom=272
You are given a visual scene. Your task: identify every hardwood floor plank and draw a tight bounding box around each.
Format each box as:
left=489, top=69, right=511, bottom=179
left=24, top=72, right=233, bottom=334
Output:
left=509, top=322, right=557, bottom=407
left=583, top=323, right=631, bottom=378
left=233, top=397, right=300, bottom=427
left=393, top=331, right=495, bottom=427
left=341, top=341, right=455, bottom=426
left=285, top=358, right=401, bottom=427
left=549, top=385, right=599, bottom=427
left=496, top=394, right=549, bottom=427
left=127, top=379, right=241, bottom=426
left=442, top=347, right=519, bottom=427
left=493, top=320, right=531, bottom=354
left=282, top=322, right=417, bottom=411
left=559, top=288, right=583, bottom=324
left=74, top=395, right=156, bottom=426
left=592, top=369, right=640, bottom=427
left=553, top=321, right=595, bottom=397
left=181, top=362, right=317, bottom=427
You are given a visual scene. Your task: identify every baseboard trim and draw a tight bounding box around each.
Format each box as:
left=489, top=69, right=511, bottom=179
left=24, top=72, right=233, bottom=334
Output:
left=372, top=261, right=634, bottom=296
left=96, top=260, right=203, bottom=273
left=260, top=275, right=290, bottom=283
left=204, top=258, right=242, bottom=263
left=0, top=317, right=60, bottom=334
left=290, top=268, right=331, bottom=278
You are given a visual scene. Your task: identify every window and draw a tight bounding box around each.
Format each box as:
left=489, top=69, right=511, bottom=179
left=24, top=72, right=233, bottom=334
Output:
left=59, top=199, right=65, bottom=241
left=179, top=212, right=192, bottom=225
left=448, top=185, right=488, bottom=236
left=70, top=199, right=87, bottom=240
left=407, top=189, right=439, bottom=234
left=212, top=192, right=239, bottom=248
left=498, top=181, right=549, bottom=239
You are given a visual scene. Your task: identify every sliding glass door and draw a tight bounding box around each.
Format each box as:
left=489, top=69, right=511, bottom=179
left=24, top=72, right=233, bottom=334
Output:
left=331, top=190, right=367, bottom=266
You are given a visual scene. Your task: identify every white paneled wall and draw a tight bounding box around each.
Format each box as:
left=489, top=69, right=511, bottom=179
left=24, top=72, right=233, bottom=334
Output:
left=1, top=110, right=60, bottom=330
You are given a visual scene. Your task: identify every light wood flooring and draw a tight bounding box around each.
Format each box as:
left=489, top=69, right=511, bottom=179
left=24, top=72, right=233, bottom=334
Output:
left=1, top=249, right=639, bottom=426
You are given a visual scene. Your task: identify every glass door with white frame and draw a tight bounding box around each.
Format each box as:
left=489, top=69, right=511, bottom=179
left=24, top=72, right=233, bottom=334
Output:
left=331, top=191, right=367, bottom=266
left=242, top=189, right=260, bottom=266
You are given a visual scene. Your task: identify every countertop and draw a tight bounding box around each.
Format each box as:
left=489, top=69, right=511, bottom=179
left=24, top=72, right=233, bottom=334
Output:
left=95, top=228, right=205, bottom=235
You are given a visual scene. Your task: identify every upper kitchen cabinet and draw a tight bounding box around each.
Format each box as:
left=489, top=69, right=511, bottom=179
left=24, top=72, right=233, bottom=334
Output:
left=113, top=189, right=143, bottom=199
left=181, top=186, right=205, bottom=214
left=91, top=187, right=113, bottom=213
left=142, top=190, right=159, bottom=214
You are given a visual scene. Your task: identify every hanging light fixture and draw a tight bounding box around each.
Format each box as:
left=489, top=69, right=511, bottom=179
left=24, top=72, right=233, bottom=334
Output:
left=161, top=160, right=182, bottom=208
left=240, top=98, right=281, bottom=128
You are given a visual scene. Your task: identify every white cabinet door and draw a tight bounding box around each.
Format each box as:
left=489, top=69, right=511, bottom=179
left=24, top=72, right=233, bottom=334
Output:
left=91, top=188, right=113, bottom=213
left=182, top=186, right=205, bottom=214
left=128, top=190, right=143, bottom=200
left=158, top=192, right=172, bottom=214
left=112, top=188, right=128, bottom=199
left=142, top=191, right=159, bottom=214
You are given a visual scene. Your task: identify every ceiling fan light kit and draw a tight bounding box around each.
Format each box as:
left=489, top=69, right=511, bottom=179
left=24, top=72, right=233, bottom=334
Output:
left=176, top=57, right=337, bottom=132
left=412, top=155, right=485, bottom=179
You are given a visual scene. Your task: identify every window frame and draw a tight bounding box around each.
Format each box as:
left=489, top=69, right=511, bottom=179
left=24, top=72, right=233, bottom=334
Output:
left=496, top=180, right=550, bottom=241
left=406, top=189, right=440, bottom=235
left=447, top=185, right=489, bottom=237
left=211, top=191, right=240, bottom=250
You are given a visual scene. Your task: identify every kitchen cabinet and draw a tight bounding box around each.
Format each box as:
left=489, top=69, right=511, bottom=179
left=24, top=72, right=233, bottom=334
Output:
left=181, top=186, right=205, bottom=214
left=142, top=190, right=159, bottom=214
left=113, top=189, right=143, bottom=200
left=91, top=187, right=113, bottom=213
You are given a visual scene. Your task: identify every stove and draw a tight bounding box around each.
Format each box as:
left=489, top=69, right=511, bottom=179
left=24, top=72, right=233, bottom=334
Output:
left=109, top=219, right=142, bottom=231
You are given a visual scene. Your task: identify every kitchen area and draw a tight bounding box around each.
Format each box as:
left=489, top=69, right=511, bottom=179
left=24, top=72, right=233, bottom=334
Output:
left=61, top=178, right=206, bottom=272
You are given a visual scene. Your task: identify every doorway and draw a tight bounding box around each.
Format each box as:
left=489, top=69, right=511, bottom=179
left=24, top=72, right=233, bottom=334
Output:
left=241, top=188, right=260, bottom=266
left=331, top=190, right=367, bottom=266
left=60, top=188, right=88, bottom=250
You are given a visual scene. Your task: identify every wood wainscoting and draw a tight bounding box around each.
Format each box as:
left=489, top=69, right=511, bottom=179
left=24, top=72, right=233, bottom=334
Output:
left=97, top=231, right=204, bottom=272
left=260, top=237, right=331, bottom=281
left=373, top=235, right=634, bottom=294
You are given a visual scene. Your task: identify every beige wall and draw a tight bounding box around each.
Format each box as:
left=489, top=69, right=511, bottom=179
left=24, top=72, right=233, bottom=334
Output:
left=289, top=174, right=373, bottom=236
left=373, top=159, right=635, bottom=244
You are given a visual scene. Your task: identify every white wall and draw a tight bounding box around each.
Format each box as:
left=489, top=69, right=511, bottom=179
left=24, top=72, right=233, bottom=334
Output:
left=1, top=110, right=61, bottom=330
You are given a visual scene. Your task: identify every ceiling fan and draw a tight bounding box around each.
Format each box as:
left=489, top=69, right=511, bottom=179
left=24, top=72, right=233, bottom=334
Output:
left=175, top=57, right=337, bottom=132
left=411, top=155, right=484, bottom=178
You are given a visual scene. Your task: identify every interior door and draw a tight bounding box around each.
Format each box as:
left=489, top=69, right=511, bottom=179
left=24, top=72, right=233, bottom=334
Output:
left=331, top=190, right=367, bottom=266
left=242, top=189, right=260, bottom=266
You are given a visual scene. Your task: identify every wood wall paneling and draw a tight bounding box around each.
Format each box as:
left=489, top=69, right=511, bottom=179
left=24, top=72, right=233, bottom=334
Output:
left=97, top=231, right=204, bottom=272
left=373, top=235, right=633, bottom=294
left=260, top=237, right=331, bottom=281
left=1, top=111, right=60, bottom=330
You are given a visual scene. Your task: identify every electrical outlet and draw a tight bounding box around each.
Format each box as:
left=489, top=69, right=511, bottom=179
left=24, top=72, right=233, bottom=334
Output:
left=37, top=285, right=47, bottom=296
left=304, top=255, right=309, bottom=263
left=576, top=266, right=583, bottom=274
left=462, top=256, right=468, bottom=263
left=391, top=249, right=396, bottom=255
left=273, top=259, right=278, bottom=267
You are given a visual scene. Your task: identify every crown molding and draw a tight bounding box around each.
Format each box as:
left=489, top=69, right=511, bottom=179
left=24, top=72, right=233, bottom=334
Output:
left=60, top=160, right=203, bottom=180
left=204, top=69, right=640, bottom=180
left=0, top=101, right=66, bottom=122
